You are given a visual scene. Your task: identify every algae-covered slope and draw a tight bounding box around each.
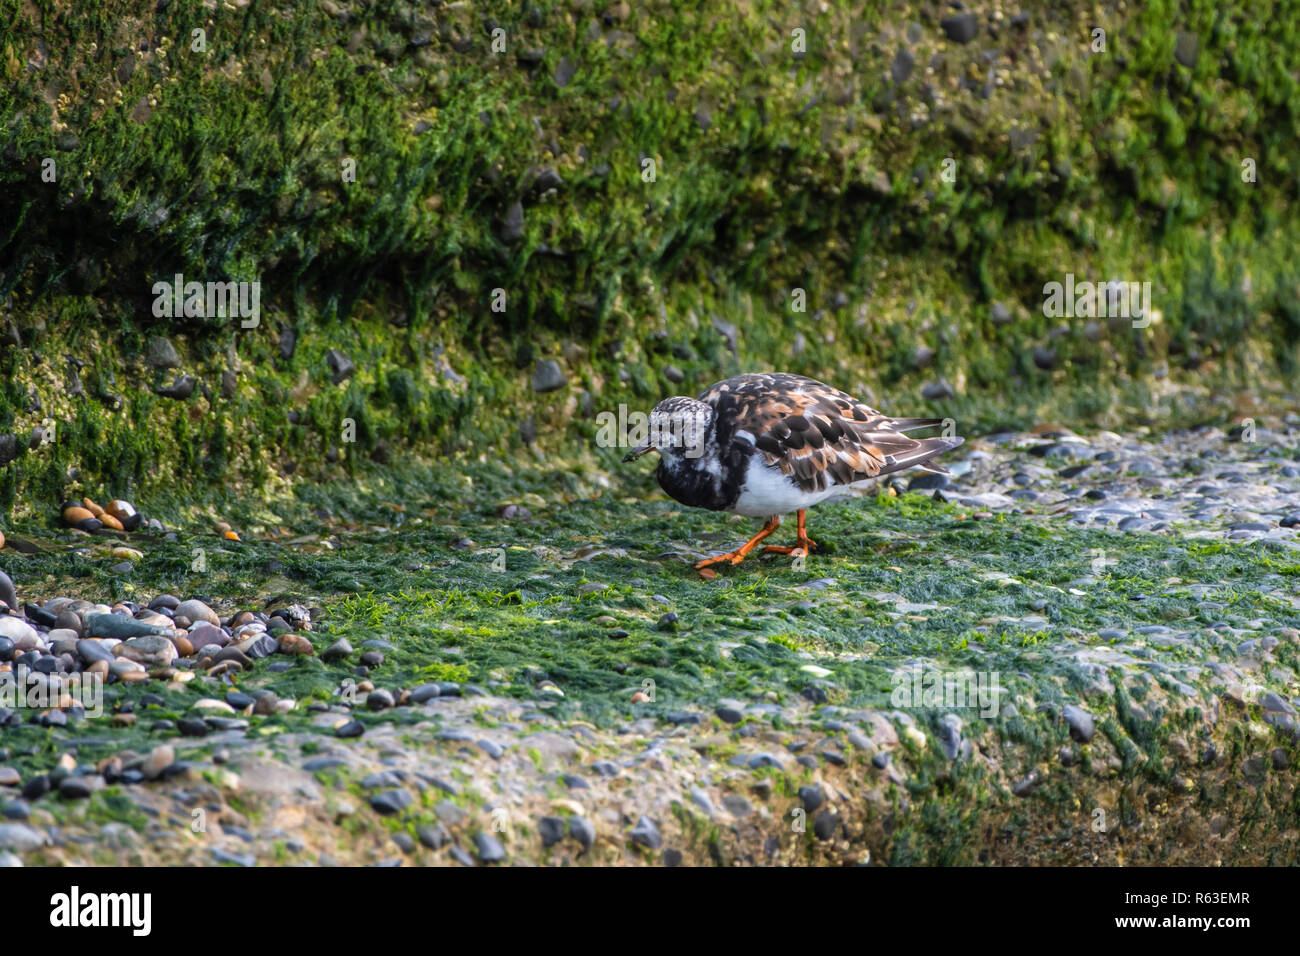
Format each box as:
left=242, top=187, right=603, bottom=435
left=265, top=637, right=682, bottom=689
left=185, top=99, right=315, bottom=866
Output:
left=1, top=0, right=1299, bottom=515
left=2, top=427, right=1299, bottom=866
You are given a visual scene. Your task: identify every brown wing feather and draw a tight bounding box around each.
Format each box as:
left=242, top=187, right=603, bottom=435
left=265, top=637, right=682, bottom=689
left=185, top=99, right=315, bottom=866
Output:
left=699, top=373, right=959, bottom=494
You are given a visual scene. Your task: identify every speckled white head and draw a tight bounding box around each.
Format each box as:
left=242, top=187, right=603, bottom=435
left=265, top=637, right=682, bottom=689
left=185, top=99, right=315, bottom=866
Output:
left=623, top=397, right=713, bottom=462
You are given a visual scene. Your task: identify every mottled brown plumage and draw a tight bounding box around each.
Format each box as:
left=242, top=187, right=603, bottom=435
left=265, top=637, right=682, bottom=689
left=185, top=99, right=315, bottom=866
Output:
left=697, top=372, right=957, bottom=494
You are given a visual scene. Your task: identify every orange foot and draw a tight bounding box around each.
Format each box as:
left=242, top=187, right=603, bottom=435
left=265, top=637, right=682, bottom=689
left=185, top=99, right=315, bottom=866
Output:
left=762, top=509, right=818, bottom=556
left=694, top=516, right=780, bottom=575
left=762, top=538, right=816, bottom=556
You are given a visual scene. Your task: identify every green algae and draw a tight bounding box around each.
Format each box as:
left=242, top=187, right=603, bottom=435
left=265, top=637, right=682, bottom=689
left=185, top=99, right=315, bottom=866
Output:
left=3, top=468, right=1298, bottom=794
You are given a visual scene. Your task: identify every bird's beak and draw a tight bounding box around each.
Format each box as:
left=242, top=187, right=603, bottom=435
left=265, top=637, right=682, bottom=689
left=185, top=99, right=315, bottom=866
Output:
left=622, top=442, right=654, bottom=463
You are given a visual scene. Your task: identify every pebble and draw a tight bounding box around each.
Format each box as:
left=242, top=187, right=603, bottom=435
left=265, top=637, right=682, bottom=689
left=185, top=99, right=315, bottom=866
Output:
left=936, top=714, right=963, bottom=760
left=62, top=505, right=99, bottom=530
left=813, top=810, right=839, bottom=841
left=409, top=684, right=441, bottom=704
left=212, top=848, right=255, bottom=867
left=114, top=636, right=177, bottom=669
left=212, top=646, right=252, bottom=668
left=277, top=633, right=314, bottom=656
left=0, top=571, right=16, bottom=611
left=335, top=720, right=365, bottom=738
left=86, top=614, right=167, bottom=640
left=448, top=845, right=476, bottom=866
left=798, top=785, right=824, bottom=812
left=143, top=745, right=174, bottom=780
left=417, top=824, right=450, bottom=849
left=370, top=789, right=413, bottom=815
left=326, top=349, right=355, bottom=384
left=58, top=776, right=98, bottom=799
left=244, top=635, right=277, bottom=659
left=323, top=638, right=353, bottom=661
left=538, top=817, right=566, bottom=847
left=569, top=817, right=595, bottom=851
left=0, top=617, right=38, bottom=645
left=188, top=699, right=232, bottom=718
left=0, top=823, right=48, bottom=852
left=175, top=599, right=220, bottom=627
left=475, top=832, right=507, bottom=862
left=186, top=623, right=229, bottom=650
left=721, top=794, right=752, bottom=818
left=629, top=815, right=661, bottom=850
left=1063, top=705, right=1095, bottom=743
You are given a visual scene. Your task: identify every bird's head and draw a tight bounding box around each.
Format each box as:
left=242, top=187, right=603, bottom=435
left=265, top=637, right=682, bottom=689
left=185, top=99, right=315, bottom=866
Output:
left=622, top=397, right=713, bottom=463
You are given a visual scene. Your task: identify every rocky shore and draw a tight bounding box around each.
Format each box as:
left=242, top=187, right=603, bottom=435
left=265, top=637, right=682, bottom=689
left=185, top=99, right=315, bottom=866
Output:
left=2, top=421, right=1299, bottom=866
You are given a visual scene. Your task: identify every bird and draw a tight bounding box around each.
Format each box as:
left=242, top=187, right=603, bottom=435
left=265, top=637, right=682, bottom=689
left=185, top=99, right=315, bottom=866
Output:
left=622, top=372, right=963, bottom=574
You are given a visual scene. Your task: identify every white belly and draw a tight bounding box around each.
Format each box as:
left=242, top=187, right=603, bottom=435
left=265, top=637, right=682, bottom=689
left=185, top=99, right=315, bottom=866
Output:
left=731, top=459, right=847, bottom=517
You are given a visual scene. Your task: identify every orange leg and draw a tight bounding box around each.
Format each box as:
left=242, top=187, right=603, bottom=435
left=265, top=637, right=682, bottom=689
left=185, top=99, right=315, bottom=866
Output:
left=695, top=516, right=780, bottom=572
left=763, top=509, right=818, bottom=555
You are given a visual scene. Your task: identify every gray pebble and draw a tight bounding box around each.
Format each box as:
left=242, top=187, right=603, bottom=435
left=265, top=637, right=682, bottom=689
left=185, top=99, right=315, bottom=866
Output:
left=1063, top=705, right=1095, bottom=742
left=370, top=789, right=414, bottom=815
left=629, top=815, right=661, bottom=849
left=475, top=832, right=506, bottom=862
left=569, top=817, right=595, bottom=851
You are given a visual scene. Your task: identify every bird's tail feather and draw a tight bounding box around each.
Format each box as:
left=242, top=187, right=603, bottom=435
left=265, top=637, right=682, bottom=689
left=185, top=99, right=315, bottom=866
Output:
left=885, top=417, right=948, bottom=432
left=877, top=436, right=964, bottom=477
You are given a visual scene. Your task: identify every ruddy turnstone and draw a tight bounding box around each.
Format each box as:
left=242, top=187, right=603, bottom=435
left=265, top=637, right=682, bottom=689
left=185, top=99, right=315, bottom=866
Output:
left=623, top=373, right=963, bottom=573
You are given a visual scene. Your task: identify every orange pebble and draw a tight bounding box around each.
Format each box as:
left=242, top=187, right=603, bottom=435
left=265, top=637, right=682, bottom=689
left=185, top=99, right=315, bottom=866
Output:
left=63, top=506, right=94, bottom=525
